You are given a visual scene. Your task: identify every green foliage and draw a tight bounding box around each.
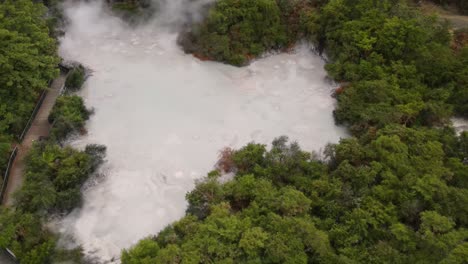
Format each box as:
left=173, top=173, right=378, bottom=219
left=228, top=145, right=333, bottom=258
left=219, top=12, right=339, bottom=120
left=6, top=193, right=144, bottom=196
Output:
left=0, top=0, right=60, bottom=179
left=320, top=0, right=467, bottom=133
left=48, top=95, right=91, bottom=141
left=0, top=209, right=56, bottom=263
left=64, top=65, right=86, bottom=91
left=14, top=142, right=105, bottom=214
left=124, top=132, right=468, bottom=263
left=0, top=135, right=11, bottom=178
left=0, top=207, right=86, bottom=264
left=0, top=142, right=105, bottom=263
left=0, top=0, right=59, bottom=137
left=449, top=46, right=468, bottom=117
left=179, top=0, right=329, bottom=65
left=2, top=1, right=466, bottom=263
left=40, top=0, right=67, bottom=37
left=180, top=0, right=293, bottom=65
left=121, top=238, right=160, bottom=263
left=181, top=0, right=466, bottom=122
left=0, top=1, right=102, bottom=263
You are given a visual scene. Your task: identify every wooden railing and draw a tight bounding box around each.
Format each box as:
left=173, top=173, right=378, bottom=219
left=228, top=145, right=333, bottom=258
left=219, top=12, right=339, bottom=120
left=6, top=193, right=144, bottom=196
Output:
left=18, top=88, right=49, bottom=142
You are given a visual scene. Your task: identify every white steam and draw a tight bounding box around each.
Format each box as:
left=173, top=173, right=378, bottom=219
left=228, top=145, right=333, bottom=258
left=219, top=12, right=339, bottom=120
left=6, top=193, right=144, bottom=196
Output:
left=56, top=0, right=347, bottom=262
left=453, top=117, right=468, bottom=135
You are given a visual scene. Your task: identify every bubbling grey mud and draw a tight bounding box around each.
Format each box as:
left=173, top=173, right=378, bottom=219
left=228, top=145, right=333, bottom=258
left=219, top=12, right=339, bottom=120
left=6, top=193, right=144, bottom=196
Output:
left=57, top=1, right=347, bottom=262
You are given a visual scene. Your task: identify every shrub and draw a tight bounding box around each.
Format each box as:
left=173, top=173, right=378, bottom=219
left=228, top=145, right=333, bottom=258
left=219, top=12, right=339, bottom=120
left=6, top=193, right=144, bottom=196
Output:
left=0, top=0, right=59, bottom=138
left=216, top=147, right=235, bottom=172
left=48, top=95, right=91, bottom=141
left=15, top=142, right=106, bottom=214
left=65, top=65, right=86, bottom=91
left=1, top=142, right=105, bottom=263
left=0, top=137, right=11, bottom=177
left=179, top=0, right=289, bottom=66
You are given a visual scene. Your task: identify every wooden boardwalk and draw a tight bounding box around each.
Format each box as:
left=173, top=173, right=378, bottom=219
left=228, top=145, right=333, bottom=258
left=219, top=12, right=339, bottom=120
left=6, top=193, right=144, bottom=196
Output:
left=2, top=75, right=66, bottom=206
left=0, top=249, right=16, bottom=264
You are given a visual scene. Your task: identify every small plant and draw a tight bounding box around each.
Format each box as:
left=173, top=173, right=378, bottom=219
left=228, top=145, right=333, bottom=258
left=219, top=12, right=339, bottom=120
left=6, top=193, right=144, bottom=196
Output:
left=65, top=65, right=86, bottom=91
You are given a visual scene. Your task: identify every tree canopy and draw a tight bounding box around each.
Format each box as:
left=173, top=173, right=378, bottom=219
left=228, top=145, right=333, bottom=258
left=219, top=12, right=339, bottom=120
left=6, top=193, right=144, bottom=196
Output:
left=0, top=142, right=106, bottom=263
left=0, top=0, right=59, bottom=138
left=0, top=0, right=60, bottom=176
left=0, top=2, right=103, bottom=263
left=178, top=0, right=321, bottom=65
left=48, top=95, right=91, bottom=142
left=122, top=133, right=468, bottom=263
left=322, top=0, right=467, bottom=133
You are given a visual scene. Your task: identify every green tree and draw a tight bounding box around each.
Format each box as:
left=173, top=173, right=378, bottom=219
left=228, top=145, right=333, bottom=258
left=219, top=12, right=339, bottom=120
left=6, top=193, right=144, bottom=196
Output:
left=0, top=0, right=59, bottom=137
left=48, top=95, right=91, bottom=141
left=64, top=65, right=86, bottom=91
left=180, top=0, right=289, bottom=65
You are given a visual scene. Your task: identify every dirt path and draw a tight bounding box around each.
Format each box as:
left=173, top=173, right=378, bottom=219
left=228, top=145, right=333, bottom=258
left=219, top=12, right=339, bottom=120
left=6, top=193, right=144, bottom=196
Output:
left=419, top=1, right=468, bottom=29
left=440, top=14, right=468, bottom=30
left=2, top=75, right=66, bottom=206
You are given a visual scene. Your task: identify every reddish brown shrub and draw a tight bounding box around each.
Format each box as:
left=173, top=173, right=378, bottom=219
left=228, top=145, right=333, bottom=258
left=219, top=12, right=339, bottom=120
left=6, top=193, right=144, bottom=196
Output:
left=216, top=147, right=235, bottom=173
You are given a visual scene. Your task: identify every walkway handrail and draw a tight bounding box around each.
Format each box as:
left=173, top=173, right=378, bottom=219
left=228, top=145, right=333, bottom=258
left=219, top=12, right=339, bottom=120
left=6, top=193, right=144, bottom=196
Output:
left=1, top=248, right=18, bottom=264
left=0, top=146, right=18, bottom=203
left=18, top=87, right=49, bottom=142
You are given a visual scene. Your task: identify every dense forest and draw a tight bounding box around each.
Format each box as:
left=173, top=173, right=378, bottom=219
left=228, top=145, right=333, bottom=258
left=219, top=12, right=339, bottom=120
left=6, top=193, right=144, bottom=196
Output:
left=0, top=0, right=60, bottom=177
left=123, top=132, right=468, bottom=263
left=0, top=0, right=104, bottom=263
left=0, top=0, right=467, bottom=263
left=122, top=0, right=468, bottom=263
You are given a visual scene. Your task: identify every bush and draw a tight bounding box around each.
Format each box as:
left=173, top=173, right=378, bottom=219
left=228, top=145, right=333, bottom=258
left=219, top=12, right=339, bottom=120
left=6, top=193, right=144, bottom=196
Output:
left=178, top=0, right=323, bottom=65
left=15, top=142, right=106, bottom=214
left=0, top=0, right=59, bottom=138
left=318, top=0, right=466, bottom=134
left=0, top=137, right=11, bottom=177
left=179, top=0, right=289, bottom=66
left=65, top=65, right=86, bottom=91
left=0, top=209, right=56, bottom=263
left=0, top=141, right=105, bottom=263
left=450, top=46, right=468, bottom=117
left=216, top=147, right=235, bottom=172
left=48, top=95, right=91, bottom=141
